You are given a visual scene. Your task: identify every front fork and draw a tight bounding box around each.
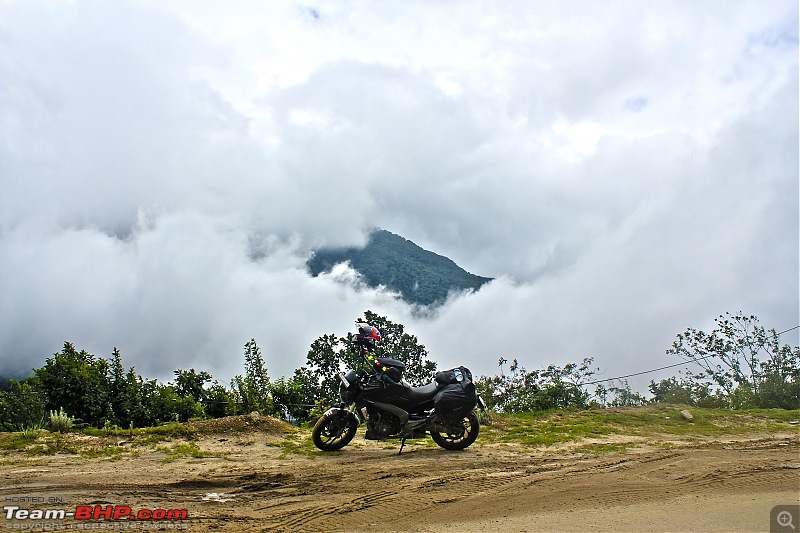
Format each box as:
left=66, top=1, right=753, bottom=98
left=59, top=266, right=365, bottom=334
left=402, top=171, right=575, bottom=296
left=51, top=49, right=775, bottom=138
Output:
left=476, top=395, right=487, bottom=412
left=321, top=405, right=359, bottom=435
left=341, top=403, right=365, bottom=425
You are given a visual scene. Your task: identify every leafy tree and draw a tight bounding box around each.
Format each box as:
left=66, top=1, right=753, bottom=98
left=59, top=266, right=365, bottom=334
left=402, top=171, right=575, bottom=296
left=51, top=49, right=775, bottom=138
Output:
left=667, top=313, right=799, bottom=408
left=172, top=369, right=213, bottom=403
left=270, top=367, right=327, bottom=421
left=0, top=343, right=216, bottom=430
left=755, top=374, right=800, bottom=409
left=301, top=333, right=354, bottom=405
left=114, top=367, right=146, bottom=427
left=113, top=372, right=201, bottom=427
left=34, top=342, right=112, bottom=427
left=109, top=347, right=126, bottom=420
left=230, top=339, right=272, bottom=414
left=147, top=384, right=203, bottom=423
left=590, top=383, right=607, bottom=408
left=0, top=378, right=45, bottom=431
left=648, top=376, right=725, bottom=407
left=268, top=376, right=311, bottom=421
left=202, top=381, right=233, bottom=419
left=606, top=380, right=648, bottom=407
left=104, top=347, right=163, bottom=426
left=300, top=311, right=438, bottom=409
left=475, top=357, right=597, bottom=413
left=358, top=310, right=437, bottom=385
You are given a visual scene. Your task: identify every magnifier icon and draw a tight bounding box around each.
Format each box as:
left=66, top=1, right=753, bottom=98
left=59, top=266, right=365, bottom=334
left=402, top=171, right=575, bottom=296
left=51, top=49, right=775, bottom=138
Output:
left=778, top=510, right=797, bottom=530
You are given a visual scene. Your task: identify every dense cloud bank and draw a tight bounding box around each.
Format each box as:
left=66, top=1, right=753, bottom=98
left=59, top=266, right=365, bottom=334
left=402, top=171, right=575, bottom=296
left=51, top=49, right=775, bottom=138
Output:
left=1, top=1, right=797, bottom=391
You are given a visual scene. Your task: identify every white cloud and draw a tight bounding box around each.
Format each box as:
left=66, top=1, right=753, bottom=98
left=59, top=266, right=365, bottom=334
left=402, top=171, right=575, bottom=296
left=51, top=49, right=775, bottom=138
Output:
left=0, top=0, right=796, bottom=393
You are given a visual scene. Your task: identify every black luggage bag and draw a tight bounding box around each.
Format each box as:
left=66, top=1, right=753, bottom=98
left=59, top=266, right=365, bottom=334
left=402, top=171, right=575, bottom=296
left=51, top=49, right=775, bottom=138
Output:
left=433, top=366, right=477, bottom=417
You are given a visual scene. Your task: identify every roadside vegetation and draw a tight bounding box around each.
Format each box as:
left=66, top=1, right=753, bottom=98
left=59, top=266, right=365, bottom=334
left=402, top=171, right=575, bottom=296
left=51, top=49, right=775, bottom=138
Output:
left=480, top=405, right=799, bottom=449
left=0, top=406, right=796, bottom=463
left=1, top=311, right=798, bottom=439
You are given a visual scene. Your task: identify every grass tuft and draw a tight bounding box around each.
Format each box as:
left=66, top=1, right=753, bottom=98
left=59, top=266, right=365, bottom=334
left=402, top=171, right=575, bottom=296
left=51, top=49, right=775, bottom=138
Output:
left=158, top=442, right=225, bottom=463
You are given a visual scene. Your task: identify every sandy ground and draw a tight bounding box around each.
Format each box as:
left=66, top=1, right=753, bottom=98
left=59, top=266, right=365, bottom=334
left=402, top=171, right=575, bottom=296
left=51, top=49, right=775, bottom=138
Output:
left=1, top=421, right=798, bottom=533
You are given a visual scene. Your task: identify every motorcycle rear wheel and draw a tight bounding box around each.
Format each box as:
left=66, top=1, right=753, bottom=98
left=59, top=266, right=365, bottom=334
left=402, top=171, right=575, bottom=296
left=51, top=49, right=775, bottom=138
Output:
left=312, top=411, right=358, bottom=451
left=430, top=411, right=479, bottom=450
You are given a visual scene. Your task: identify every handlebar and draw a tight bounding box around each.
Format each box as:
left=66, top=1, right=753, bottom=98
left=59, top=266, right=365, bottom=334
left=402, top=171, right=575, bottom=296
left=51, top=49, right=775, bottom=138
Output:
left=379, top=372, right=399, bottom=387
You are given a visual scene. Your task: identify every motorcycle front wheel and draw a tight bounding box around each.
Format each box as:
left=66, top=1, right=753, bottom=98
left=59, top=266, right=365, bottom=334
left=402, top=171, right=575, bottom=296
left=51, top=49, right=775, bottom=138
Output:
left=312, top=411, right=358, bottom=451
left=430, top=411, right=480, bottom=450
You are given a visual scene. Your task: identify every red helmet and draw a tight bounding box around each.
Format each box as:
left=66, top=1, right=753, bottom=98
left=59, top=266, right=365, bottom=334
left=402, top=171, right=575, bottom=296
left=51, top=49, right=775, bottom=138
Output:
left=355, top=323, right=381, bottom=351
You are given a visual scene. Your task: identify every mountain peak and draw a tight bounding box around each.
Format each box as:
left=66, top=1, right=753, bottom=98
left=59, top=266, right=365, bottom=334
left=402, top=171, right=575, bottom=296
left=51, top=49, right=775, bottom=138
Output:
left=307, top=229, right=492, bottom=306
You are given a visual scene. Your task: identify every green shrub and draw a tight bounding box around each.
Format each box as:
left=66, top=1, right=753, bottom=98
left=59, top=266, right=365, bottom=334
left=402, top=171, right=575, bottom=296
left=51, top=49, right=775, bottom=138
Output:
left=49, top=407, right=75, bottom=433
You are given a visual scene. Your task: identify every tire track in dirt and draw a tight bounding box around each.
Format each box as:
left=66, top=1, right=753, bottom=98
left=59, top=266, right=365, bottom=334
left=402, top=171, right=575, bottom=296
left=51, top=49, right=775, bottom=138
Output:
left=261, top=489, right=400, bottom=532
left=249, top=456, right=547, bottom=532
left=27, top=445, right=794, bottom=532
left=250, top=453, right=656, bottom=532
left=2, top=432, right=797, bottom=532
left=410, top=441, right=800, bottom=530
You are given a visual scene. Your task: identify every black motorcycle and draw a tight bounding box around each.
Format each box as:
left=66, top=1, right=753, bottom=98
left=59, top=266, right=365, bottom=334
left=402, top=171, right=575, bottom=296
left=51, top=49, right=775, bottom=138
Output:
left=311, top=324, right=485, bottom=454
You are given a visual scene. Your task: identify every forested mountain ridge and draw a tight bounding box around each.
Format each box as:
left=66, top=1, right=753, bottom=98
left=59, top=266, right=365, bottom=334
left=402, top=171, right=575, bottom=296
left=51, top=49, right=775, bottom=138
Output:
left=306, top=229, right=492, bottom=306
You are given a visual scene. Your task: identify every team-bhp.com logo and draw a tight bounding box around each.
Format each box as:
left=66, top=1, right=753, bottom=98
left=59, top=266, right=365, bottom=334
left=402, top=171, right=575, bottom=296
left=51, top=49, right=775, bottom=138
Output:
left=4, top=504, right=188, bottom=528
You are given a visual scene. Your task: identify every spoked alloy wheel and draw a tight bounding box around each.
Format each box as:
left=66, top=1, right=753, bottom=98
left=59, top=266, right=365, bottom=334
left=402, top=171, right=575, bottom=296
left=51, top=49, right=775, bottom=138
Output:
left=430, top=411, right=480, bottom=450
left=312, top=411, right=358, bottom=451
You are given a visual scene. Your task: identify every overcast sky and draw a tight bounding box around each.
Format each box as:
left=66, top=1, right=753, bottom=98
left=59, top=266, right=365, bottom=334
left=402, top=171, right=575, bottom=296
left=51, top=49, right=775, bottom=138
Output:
left=1, top=0, right=797, bottom=393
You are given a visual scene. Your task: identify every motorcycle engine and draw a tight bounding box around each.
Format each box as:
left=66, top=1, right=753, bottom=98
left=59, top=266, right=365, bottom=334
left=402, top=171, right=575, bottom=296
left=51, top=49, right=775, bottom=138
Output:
left=366, top=407, right=400, bottom=438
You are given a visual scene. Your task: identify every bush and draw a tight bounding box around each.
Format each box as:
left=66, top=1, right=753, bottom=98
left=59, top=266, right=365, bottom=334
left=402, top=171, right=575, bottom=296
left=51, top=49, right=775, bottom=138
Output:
left=755, top=373, right=800, bottom=409
left=475, top=357, right=597, bottom=413
left=49, top=407, right=75, bottom=433
left=666, top=313, right=800, bottom=409
left=0, top=379, right=45, bottom=431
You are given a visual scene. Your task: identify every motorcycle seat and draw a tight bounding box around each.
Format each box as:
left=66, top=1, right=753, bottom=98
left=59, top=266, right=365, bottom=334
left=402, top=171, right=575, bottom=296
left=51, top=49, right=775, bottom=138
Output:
left=403, top=382, right=440, bottom=403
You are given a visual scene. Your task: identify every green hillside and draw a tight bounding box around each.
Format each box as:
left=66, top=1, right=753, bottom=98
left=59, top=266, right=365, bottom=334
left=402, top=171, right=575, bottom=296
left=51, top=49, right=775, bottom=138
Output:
left=306, top=229, right=492, bottom=306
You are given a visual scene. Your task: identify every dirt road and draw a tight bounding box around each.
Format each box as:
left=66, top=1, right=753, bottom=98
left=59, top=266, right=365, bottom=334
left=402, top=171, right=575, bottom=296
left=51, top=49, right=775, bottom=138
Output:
left=1, top=420, right=798, bottom=532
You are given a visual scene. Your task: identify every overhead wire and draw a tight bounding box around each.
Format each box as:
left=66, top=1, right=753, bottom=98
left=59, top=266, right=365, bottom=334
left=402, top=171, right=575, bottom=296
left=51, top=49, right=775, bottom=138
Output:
left=578, top=324, right=800, bottom=388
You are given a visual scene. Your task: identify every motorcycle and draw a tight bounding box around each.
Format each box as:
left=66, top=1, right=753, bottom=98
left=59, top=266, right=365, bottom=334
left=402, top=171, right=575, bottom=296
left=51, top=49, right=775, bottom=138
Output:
left=311, top=324, right=486, bottom=454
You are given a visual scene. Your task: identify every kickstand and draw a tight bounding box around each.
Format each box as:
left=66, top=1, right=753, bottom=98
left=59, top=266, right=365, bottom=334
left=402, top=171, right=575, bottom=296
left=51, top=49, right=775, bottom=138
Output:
left=398, top=437, right=406, bottom=455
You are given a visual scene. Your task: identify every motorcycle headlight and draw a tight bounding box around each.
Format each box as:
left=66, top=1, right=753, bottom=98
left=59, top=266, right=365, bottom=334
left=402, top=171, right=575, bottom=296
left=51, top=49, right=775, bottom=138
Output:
left=338, top=370, right=360, bottom=402
left=339, top=383, right=356, bottom=402
left=340, top=370, right=359, bottom=387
